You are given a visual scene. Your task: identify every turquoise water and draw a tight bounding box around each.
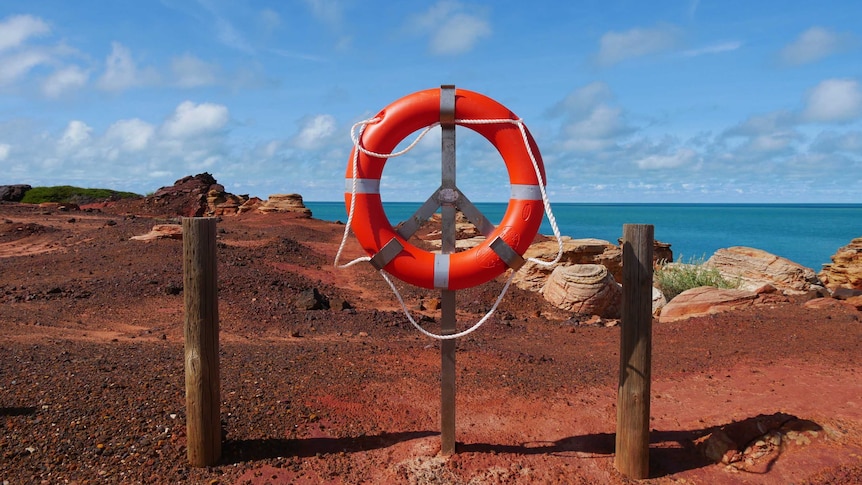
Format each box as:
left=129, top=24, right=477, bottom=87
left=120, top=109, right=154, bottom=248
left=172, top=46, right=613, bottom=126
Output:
left=306, top=201, right=862, bottom=270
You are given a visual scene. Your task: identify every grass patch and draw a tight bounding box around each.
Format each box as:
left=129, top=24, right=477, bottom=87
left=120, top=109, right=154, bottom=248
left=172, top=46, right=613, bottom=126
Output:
left=21, top=186, right=141, bottom=205
left=654, top=255, right=740, bottom=300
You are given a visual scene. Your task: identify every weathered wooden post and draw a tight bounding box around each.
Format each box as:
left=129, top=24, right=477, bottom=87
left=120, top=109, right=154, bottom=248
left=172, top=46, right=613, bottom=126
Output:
left=615, top=223, right=654, bottom=479
left=183, top=217, right=221, bottom=467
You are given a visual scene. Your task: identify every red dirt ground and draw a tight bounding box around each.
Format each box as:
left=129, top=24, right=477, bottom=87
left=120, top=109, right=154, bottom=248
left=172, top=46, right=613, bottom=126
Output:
left=1, top=202, right=861, bottom=484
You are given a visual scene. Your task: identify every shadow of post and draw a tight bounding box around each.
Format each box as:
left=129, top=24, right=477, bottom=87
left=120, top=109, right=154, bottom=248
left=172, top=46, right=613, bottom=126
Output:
left=221, top=430, right=437, bottom=464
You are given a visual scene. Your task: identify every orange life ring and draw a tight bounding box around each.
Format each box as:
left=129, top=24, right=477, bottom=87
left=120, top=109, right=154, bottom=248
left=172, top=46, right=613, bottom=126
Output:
left=345, top=88, right=546, bottom=290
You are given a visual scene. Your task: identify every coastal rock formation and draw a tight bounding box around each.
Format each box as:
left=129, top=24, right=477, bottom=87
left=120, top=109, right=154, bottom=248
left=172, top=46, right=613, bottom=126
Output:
left=542, top=264, right=621, bottom=318
left=130, top=224, right=183, bottom=242
left=514, top=237, right=621, bottom=292
left=705, top=246, right=821, bottom=295
left=0, top=184, right=31, bottom=202
left=658, top=285, right=789, bottom=323
left=513, top=236, right=672, bottom=295
left=659, top=286, right=759, bottom=323
left=818, top=237, right=862, bottom=291
left=257, top=194, right=312, bottom=217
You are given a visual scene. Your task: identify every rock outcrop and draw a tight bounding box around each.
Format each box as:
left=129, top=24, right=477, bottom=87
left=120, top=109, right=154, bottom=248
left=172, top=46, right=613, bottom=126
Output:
left=818, top=237, right=862, bottom=291
left=513, top=236, right=672, bottom=296
left=542, top=264, right=621, bottom=318
left=705, top=246, right=821, bottom=295
left=659, top=285, right=789, bottom=323
left=0, top=184, right=31, bottom=202
left=257, top=194, right=312, bottom=217
left=514, top=237, right=622, bottom=292
left=130, top=224, right=183, bottom=241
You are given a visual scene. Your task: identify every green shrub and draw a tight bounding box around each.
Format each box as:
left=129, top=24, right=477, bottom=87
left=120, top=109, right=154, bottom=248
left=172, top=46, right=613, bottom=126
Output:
left=20, top=186, right=141, bottom=204
left=654, top=255, right=740, bottom=300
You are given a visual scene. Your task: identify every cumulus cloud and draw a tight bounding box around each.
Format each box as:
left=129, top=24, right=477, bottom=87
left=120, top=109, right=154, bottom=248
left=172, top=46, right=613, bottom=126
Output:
left=779, top=26, right=846, bottom=65
left=105, top=118, right=155, bottom=151
left=59, top=120, right=93, bottom=148
left=42, top=65, right=89, bottom=97
left=551, top=82, right=633, bottom=153
left=292, top=114, right=336, bottom=150
left=162, top=101, right=229, bottom=139
left=596, top=24, right=680, bottom=66
left=0, top=143, right=10, bottom=161
left=0, top=14, right=50, bottom=52
left=802, top=78, right=862, bottom=123
left=408, top=1, right=491, bottom=55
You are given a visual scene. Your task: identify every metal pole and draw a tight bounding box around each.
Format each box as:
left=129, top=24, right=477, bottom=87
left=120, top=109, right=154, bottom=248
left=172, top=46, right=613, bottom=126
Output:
left=439, top=85, right=457, bottom=456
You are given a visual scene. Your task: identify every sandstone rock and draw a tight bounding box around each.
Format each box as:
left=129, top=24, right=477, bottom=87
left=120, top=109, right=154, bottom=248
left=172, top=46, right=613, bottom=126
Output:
left=802, top=297, right=859, bottom=312
left=0, top=184, right=31, bottom=202
left=659, top=286, right=758, bottom=323
left=130, top=224, right=183, bottom=242
left=542, top=264, right=621, bottom=318
left=705, top=246, right=820, bottom=295
left=514, top=237, right=621, bottom=292
left=818, top=237, right=862, bottom=291
left=258, top=194, right=312, bottom=217
left=238, top=197, right=264, bottom=214
left=207, top=188, right=247, bottom=216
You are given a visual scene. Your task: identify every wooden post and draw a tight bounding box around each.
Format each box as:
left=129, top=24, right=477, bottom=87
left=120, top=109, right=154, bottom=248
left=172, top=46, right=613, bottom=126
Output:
left=615, top=224, right=654, bottom=479
left=183, top=217, right=221, bottom=467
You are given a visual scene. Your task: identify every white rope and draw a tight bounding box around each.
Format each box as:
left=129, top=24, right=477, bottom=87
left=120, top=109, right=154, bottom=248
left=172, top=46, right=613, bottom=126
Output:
left=380, top=269, right=518, bottom=340
left=334, top=115, right=565, bottom=340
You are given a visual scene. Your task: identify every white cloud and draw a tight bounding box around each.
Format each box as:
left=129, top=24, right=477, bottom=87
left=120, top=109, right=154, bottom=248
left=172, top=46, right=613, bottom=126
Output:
left=105, top=118, right=155, bottom=151
left=0, top=49, right=50, bottom=85
left=635, top=148, right=698, bottom=169
left=97, top=42, right=157, bottom=92
left=803, top=78, right=862, bottom=123
left=596, top=25, right=679, bottom=66
left=780, top=27, right=845, bottom=65
left=171, top=54, right=218, bottom=87
left=60, top=120, right=92, bottom=148
left=682, top=41, right=743, bottom=57
left=553, top=83, right=633, bottom=153
left=259, top=8, right=281, bottom=33
left=302, top=0, right=343, bottom=27
left=0, top=14, right=50, bottom=52
left=292, top=114, right=336, bottom=150
left=42, top=65, right=89, bottom=97
left=811, top=130, right=862, bottom=154
left=0, top=143, right=10, bottom=161
left=409, top=1, right=491, bottom=56
left=162, top=101, right=229, bottom=139
left=430, top=13, right=491, bottom=55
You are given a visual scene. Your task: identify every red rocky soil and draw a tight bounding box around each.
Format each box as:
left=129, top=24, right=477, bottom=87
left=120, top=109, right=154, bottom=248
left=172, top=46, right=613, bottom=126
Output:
left=1, top=201, right=861, bottom=484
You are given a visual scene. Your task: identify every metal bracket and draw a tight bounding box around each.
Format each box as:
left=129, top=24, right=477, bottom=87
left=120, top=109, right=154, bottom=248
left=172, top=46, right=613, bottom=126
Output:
left=369, top=238, right=404, bottom=271
left=489, top=236, right=526, bottom=271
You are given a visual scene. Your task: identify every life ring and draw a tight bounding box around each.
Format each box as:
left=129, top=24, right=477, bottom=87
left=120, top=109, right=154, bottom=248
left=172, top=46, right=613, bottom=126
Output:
left=345, top=88, right=546, bottom=290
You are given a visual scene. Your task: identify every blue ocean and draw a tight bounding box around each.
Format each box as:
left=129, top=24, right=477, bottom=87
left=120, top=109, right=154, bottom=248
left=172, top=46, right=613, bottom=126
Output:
left=306, top=201, right=862, bottom=271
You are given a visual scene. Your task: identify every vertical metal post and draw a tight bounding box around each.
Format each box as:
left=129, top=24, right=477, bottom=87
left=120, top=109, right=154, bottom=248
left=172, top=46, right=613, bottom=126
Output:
left=439, top=84, right=457, bottom=456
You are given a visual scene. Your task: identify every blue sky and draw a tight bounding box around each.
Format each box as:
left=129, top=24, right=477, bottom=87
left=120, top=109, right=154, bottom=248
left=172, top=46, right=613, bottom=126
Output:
left=1, top=1, right=861, bottom=203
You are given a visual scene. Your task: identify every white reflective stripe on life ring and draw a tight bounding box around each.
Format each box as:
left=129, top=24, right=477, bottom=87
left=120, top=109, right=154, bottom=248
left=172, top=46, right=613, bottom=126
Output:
left=510, top=184, right=543, bottom=200
left=345, top=178, right=380, bottom=194
left=434, top=253, right=450, bottom=289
